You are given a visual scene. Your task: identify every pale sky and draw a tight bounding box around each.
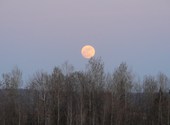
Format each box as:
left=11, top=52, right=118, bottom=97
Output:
left=0, top=0, right=170, bottom=80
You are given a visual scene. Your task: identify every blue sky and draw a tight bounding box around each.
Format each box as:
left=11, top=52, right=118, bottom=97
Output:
left=0, top=0, right=170, bottom=80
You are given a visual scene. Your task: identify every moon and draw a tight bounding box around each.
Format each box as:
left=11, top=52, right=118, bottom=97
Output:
left=81, top=45, right=95, bottom=59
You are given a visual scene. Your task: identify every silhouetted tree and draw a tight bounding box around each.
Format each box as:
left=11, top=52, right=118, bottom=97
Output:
left=0, top=67, right=23, bottom=125
left=0, top=59, right=170, bottom=125
left=28, top=71, right=50, bottom=125
left=111, top=63, right=133, bottom=125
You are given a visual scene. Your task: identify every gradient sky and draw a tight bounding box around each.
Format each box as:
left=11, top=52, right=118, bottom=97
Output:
left=0, top=0, right=170, bottom=80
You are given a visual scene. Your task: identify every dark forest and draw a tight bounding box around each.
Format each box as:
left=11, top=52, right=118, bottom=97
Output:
left=0, top=58, right=170, bottom=125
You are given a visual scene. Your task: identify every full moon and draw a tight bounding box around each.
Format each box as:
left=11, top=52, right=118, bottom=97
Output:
left=81, top=45, right=95, bottom=59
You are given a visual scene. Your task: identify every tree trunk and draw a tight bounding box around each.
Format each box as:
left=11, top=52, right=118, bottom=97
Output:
left=158, top=91, right=162, bottom=125
left=110, top=93, right=113, bottom=125
left=102, top=106, right=106, bottom=125
left=80, top=93, right=83, bottom=125
left=18, top=107, right=21, bottom=125
left=57, top=91, right=60, bottom=125
left=168, top=95, right=170, bottom=125
left=92, top=92, right=95, bottom=125
left=89, top=92, right=92, bottom=125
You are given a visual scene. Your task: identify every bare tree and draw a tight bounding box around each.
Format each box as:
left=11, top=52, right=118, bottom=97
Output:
left=28, top=71, right=50, bottom=125
left=156, top=73, right=169, bottom=125
left=50, top=67, right=64, bottom=125
left=60, top=62, right=75, bottom=125
left=69, top=71, right=87, bottom=125
left=112, top=63, right=133, bottom=125
left=1, top=61, right=170, bottom=125
left=86, top=57, right=105, bottom=125
left=143, top=75, right=158, bottom=125
left=0, top=67, right=23, bottom=125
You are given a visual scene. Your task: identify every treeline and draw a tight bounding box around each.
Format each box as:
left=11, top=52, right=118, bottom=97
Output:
left=0, top=58, right=170, bottom=125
